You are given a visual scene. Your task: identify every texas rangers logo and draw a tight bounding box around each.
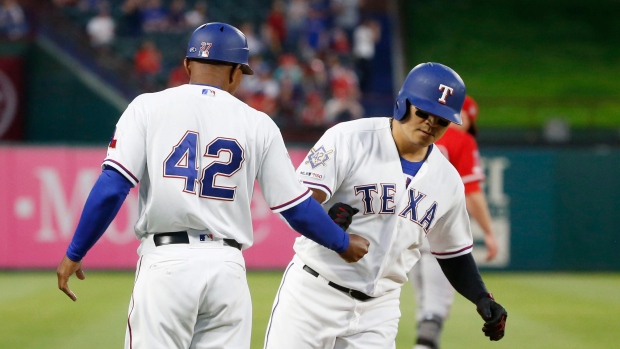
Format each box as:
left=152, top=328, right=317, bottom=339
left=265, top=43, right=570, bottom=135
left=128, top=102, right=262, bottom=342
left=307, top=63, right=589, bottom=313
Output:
left=199, top=42, right=212, bottom=58
left=305, top=146, right=334, bottom=169
left=437, top=84, right=454, bottom=104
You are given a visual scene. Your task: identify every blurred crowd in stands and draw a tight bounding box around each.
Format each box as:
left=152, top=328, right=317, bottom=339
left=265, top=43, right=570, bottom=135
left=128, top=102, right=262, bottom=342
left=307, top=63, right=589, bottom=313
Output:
left=48, top=0, right=382, bottom=128
left=0, top=0, right=30, bottom=40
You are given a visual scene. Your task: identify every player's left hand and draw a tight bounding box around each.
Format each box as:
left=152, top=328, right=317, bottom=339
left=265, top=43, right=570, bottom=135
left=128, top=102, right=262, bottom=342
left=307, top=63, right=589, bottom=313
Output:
left=57, top=255, right=86, bottom=302
left=476, top=294, right=507, bottom=341
left=484, top=233, right=499, bottom=261
left=327, top=203, right=360, bottom=231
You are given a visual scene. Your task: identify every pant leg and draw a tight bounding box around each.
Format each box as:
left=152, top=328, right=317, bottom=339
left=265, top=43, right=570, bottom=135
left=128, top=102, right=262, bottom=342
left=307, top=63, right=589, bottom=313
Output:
left=409, top=243, right=455, bottom=322
left=125, top=244, right=251, bottom=349
left=264, top=260, right=353, bottom=349
left=334, top=287, right=401, bottom=349
left=190, top=247, right=251, bottom=349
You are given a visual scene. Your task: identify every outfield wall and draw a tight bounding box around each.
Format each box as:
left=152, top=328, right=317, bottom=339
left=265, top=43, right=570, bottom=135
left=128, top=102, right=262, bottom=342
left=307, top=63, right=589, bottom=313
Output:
left=0, top=146, right=618, bottom=271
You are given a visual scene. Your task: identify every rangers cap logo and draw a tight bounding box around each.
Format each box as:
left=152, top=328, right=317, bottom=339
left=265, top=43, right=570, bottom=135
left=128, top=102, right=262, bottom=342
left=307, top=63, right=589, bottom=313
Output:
left=437, top=84, right=454, bottom=104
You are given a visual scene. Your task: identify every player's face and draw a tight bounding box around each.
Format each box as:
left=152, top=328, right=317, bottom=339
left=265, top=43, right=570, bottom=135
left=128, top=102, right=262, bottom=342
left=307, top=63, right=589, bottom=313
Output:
left=400, top=104, right=450, bottom=147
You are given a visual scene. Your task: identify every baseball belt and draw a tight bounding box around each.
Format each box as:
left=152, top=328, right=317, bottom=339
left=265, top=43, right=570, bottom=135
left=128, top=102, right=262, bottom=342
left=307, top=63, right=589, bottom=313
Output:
left=302, top=265, right=374, bottom=301
left=153, top=231, right=241, bottom=250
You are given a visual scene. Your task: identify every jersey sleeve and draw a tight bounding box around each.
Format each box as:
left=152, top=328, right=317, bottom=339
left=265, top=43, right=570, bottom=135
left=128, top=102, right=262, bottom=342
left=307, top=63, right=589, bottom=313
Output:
left=452, top=135, right=485, bottom=188
left=257, top=125, right=312, bottom=213
left=426, top=189, right=474, bottom=259
left=102, top=99, right=147, bottom=186
left=295, top=127, right=349, bottom=203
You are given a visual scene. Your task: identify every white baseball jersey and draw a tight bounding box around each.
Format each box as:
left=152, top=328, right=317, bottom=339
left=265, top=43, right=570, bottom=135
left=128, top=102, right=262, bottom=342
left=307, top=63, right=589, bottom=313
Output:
left=294, top=117, right=473, bottom=297
left=103, top=84, right=311, bottom=248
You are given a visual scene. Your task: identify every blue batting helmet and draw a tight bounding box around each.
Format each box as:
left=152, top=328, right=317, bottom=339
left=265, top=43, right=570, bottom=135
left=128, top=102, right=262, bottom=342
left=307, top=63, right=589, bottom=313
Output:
left=393, top=62, right=465, bottom=124
left=186, top=22, right=254, bottom=75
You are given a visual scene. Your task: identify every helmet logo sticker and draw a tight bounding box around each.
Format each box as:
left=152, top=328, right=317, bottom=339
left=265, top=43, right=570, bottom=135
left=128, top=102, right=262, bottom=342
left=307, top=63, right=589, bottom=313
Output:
left=199, top=42, right=213, bottom=58
left=437, top=84, right=454, bottom=105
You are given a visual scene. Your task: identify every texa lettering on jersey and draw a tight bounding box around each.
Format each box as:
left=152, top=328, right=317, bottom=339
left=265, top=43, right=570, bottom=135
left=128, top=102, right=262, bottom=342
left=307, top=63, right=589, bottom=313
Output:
left=355, top=184, right=438, bottom=232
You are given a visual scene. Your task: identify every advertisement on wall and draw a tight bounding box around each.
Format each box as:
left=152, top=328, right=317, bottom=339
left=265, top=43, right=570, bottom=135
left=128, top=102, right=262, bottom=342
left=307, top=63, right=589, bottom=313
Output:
left=0, top=146, right=512, bottom=270
left=471, top=156, right=511, bottom=268
left=0, top=147, right=308, bottom=269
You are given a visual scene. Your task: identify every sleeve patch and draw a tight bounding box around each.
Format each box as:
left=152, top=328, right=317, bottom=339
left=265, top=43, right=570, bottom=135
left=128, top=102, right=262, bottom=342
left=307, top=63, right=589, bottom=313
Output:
left=305, top=145, right=334, bottom=169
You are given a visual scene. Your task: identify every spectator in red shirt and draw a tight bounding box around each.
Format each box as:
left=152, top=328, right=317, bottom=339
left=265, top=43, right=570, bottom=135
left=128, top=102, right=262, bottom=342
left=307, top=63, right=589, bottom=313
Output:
left=134, top=39, right=162, bottom=91
left=266, top=0, right=286, bottom=47
left=167, top=62, right=188, bottom=87
left=299, top=92, right=325, bottom=126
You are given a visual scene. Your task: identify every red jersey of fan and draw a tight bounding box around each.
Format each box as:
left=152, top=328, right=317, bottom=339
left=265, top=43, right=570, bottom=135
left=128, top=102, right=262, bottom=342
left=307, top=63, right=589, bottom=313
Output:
left=435, top=127, right=485, bottom=194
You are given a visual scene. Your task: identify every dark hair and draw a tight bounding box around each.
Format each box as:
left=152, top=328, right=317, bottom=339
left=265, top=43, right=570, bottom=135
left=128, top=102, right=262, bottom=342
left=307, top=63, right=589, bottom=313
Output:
left=468, top=123, right=478, bottom=138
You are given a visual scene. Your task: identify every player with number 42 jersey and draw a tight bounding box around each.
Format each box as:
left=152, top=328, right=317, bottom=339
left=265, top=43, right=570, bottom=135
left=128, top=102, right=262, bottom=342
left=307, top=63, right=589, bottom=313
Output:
left=105, top=85, right=307, bottom=244
left=56, top=22, right=368, bottom=349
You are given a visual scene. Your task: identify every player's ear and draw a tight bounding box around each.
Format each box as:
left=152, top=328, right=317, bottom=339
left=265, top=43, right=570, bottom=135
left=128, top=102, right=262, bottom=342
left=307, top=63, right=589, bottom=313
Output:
left=184, top=58, right=191, bottom=77
left=229, top=64, right=242, bottom=83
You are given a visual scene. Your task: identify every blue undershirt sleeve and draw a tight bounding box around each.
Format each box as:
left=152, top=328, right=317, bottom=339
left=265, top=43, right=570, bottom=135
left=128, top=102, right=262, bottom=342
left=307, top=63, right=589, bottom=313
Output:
left=65, top=167, right=133, bottom=261
left=280, top=196, right=350, bottom=253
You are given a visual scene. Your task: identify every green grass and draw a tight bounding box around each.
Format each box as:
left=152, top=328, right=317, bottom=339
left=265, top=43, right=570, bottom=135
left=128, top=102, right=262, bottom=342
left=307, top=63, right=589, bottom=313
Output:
left=400, top=0, right=620, bottom=129
left=1, top=271, right=619, bottom=348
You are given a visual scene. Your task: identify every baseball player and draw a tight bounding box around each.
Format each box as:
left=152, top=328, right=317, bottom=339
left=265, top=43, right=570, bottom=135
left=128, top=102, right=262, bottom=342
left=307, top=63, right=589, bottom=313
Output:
left=409, top=94, right=499, bottom=349
left=264, top=63, right=507, bottom=349
left=56, top=22, right=369, bottom=349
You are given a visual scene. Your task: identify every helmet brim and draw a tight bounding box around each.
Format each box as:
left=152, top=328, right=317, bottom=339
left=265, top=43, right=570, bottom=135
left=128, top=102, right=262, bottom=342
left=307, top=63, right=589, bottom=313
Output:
left=409, top=96, right=462, bottom=125
left=240, top=64, right=254, bottom=75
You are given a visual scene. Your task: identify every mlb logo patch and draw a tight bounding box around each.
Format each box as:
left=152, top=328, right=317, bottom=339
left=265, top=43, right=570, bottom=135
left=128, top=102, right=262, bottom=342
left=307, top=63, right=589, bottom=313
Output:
left=199, top=234, right=214, bottom=242
left=202, top=89, right=216, bottom=96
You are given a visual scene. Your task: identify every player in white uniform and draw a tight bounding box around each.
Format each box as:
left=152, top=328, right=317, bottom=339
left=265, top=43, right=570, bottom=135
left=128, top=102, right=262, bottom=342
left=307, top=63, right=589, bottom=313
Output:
left=410, top=95, right=500, bottom=349
left=56, top=22, right=369, bottom=349
left=264, top=63, right=507, bottom=349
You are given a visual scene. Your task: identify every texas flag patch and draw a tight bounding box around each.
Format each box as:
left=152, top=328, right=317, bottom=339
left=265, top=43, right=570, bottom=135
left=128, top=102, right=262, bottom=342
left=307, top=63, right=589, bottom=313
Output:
left=108, top=128, right=117, bottom=148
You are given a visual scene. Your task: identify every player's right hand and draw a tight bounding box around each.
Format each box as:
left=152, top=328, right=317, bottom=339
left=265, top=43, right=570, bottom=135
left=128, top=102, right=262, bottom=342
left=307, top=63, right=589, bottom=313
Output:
left=327, top=202, right=360, bottom=231
left=338, top=234, right=370, bottom=263
left=57, top=255, right=86, bottom=302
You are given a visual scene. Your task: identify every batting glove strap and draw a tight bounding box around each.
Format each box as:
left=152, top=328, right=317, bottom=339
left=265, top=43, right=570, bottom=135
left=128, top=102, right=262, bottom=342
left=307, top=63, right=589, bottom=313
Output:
left=327, top=203, right=360, bottom=231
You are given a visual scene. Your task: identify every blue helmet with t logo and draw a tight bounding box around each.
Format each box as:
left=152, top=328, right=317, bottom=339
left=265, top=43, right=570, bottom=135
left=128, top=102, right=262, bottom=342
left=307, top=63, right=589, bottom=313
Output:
left=393, top=62, right=465, bottom=124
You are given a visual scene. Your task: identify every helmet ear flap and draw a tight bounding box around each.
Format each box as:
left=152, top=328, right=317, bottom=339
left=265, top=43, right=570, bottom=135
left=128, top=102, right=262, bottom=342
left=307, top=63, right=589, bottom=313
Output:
left=394, top=98, right=412, bottom=121
left=402, top=100, right=412, bottom=120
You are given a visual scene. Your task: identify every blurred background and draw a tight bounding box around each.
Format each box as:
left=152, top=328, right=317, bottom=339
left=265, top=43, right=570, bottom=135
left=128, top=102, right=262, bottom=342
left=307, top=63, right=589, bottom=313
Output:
left=1, top=0, right=619, bottom=348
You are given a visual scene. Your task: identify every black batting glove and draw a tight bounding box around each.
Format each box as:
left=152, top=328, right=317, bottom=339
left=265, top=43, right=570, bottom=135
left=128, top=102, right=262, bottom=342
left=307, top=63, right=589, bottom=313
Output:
left=327, top=203, right=360, bottom=231
left=476, top=293, right=508, bottom=341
